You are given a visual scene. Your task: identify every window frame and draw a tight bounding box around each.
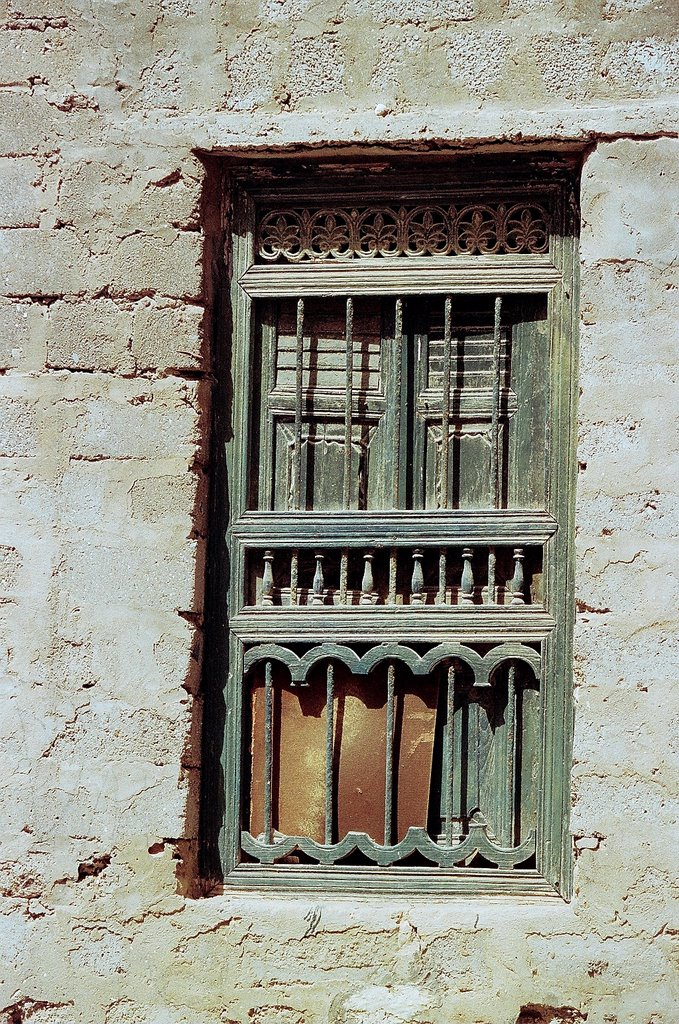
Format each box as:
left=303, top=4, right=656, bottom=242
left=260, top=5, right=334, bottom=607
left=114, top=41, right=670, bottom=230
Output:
left=201, top=158, right=579, bottom=898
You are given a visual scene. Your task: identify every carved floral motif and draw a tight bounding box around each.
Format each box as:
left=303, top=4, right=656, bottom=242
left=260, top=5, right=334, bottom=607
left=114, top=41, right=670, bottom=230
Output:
left=258, top=202, right=550, bottom=261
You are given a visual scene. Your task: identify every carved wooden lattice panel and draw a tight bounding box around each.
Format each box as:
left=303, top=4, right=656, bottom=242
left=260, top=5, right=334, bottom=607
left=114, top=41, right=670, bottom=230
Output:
left=257, top=202, right=550, bottom=262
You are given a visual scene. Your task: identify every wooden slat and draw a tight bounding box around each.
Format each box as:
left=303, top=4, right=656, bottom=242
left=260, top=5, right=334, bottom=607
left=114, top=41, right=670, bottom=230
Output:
left=230, top=606, right=556, bottom=644
left=239, top=256, right=561, bottom=298
left=230, top=509, right=558, bottom=546
left=219, top=864, right=558, bottom=897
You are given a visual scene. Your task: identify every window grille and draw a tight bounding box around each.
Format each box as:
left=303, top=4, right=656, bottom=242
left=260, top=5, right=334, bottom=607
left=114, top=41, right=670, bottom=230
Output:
left=207, top=162, right=578, bottom=896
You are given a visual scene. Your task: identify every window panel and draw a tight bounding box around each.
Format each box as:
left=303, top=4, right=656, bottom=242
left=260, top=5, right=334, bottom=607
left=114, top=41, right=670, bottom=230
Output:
left=207, top=163, right=578, bottom=896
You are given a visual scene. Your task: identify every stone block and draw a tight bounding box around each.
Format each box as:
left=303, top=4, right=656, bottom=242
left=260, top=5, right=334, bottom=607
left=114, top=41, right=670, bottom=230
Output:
left=0, top=228, right=101, bottom=297
left=109, top=230, right=203, bottom=301
left=62, top=377, right=201, bottom=461
left=0, top=157, right=43, bottom=227
left=132, top=301, right=204, bottom=372
left=0, top=301, right=45, bottom=369
left=45, top=298, right=134, bottom=372
left=0, top=394, right=37, bottom=456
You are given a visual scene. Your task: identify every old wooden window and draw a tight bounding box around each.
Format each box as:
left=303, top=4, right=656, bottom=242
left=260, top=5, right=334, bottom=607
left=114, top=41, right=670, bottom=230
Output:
left=208, top=160, right=578, bottom=896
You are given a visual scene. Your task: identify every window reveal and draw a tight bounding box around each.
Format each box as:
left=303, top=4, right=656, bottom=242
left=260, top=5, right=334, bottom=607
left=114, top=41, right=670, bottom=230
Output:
left=216, top=165, right=578, bottom=895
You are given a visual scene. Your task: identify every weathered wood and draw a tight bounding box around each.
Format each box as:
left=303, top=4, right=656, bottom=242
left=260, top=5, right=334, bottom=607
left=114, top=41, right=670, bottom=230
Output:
left=411, top=549, right=425, bottom=605
left=437, top=548, right=447, bottom=605
left=490, top=295, right=502, bottom=508
left=312, top=552, right=325, bottom=605
left=231, top=509, right=558, bottom=546
left=440, top=295, right=452, bottom=510
left=239, top=257, right=561, bottom=298
left=460, top=547, right=474, bottom=605
left=264, top=660, right=273, bottom=844
left=444, top=663, right=456, bottom=846
left=215, top=168, right=579, bottom=897
left=384, top=663, right=395, bottom=845
left=292, top=298, right=304, bottom=511
left=510, top=547, right=525, bottom=605
left=325, top=662, right=334, bottom=845
left=261, top=550, right=274, bottom=607
left=230, top=606, right=556, bottom=644
left=360, top=550, right=375, bottom=605
left=343, top=297, right=354, bottom=510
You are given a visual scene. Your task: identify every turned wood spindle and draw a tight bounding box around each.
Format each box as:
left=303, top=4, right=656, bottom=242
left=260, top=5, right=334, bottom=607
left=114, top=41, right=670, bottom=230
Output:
left=510, top=547, right=525, bottom=605
left=261, top=550, right=274, bottom=606
left=411, top=549, right=425, bottom=605
left=460, top=547, right=474, bottom=605
left=360, top=550, right=375, bottom=605
left=311, top=552, right=325, bottom=605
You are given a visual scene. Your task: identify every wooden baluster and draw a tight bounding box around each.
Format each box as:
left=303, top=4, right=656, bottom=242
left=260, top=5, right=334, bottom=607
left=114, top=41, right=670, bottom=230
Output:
left=264, top=660, right=273, bottom=844
left=411, top=549, right=425, bottom=605
left=360, top=549, right=375, bottom=605
left=445, top=663, right=456, bottom=846
left=392, top=298, right=403, bottom=509
left=339, top=548, right=348, bottom=605
left=437, top=547, right=447, bottom=605
left=290, top=549, right=299, bottom=606
left=510, top=547, right=525, bottom=605
left=490, top=295, right=502, bottom=509
left=440, top=295, right=452, bottom=510
left=343, top=297, right=354, bottom=511
left=384, top=663, right=395, bottom=845
left=261, top=550, right=274, bottom=607
left=460, top=547, right=474, bottom=605
left=325, top=663, right=334, bottom=845
left=387, top=548, right=397, bottom=605
left=293, top=298, right=304, bottom=511
left=487, top=546, right=496, bottom=605
left=312, top=552, right=325, bottom=605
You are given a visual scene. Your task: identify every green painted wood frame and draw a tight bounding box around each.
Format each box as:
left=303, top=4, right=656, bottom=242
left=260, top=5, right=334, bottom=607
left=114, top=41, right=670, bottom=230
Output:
left=200, top=157, right=580, bottom=898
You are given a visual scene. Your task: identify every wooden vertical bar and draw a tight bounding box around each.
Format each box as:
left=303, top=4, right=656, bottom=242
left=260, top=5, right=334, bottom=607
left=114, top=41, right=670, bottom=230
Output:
left=487, top=546, right=496, bottom=605
left=445, top=663, right=455, bottom=845
left=388, top=548, right=397, bottom=605
left=437, top=547, right=447, bottom=605
left=384, top=663, right=396, bottom=845
left=506, top=661, right=516, bottom=847
left=339, top=549, right=349, bottom=605
left=325, top=663, right=334, bottom=845
left=343, top=297, right=354, bottom=511
left=392, top=298, right=403, bottom=509
left=264, top=660, right=273, bottom=844
left=293, top=298, right=305, bottom=511
left=490, top=295, right=502, bottom=508
left=290, top=549, right=299, bottom=606
left=440, top=295, right=452, bottom=510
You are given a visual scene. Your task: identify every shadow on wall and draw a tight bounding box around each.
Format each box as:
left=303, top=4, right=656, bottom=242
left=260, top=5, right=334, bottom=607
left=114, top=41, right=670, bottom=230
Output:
left=167, top=155, right=230, bottom=897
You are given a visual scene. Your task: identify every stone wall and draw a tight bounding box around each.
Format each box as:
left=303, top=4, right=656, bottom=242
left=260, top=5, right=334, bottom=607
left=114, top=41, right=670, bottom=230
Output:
left=1, top=1, right=678, bottom=1022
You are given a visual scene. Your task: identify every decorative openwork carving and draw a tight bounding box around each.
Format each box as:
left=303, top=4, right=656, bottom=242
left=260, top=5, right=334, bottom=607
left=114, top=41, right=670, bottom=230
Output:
left=257, top=202, right=550, bottom=262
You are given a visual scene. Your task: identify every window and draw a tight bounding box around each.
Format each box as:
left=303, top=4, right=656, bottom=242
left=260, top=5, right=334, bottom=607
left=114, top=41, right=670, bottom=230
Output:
left=205, top=159, right=578, bottom=896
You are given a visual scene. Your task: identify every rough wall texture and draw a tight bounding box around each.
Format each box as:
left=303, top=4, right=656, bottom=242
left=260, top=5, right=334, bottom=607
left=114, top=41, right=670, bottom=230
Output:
left=1, top=1, right=678, bottom=1022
